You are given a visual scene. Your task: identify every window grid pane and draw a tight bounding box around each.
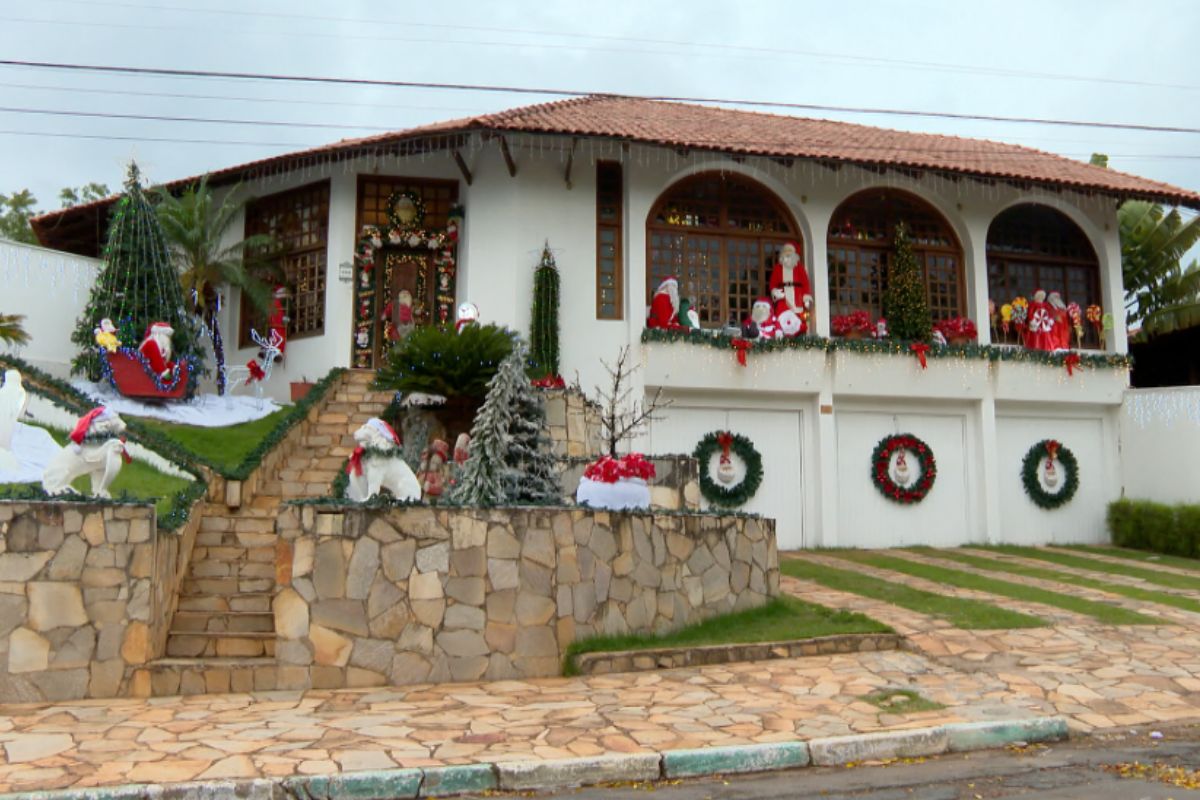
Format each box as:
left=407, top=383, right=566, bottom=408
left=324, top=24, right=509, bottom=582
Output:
left=596, top=161, right=624, bottom=320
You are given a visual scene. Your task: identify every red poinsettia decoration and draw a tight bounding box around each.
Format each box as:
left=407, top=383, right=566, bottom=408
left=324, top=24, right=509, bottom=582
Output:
left=531, top=375, right=566, bottom=389
left=831, top=310, right=873, bottom=337
left=583, top=453, right=657, bottom=484
left=933, top=316, right=977, bottom=341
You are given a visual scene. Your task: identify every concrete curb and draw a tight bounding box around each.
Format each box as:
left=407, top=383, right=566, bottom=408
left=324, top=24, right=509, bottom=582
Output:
left=0, top=715, right=1067, bottom=800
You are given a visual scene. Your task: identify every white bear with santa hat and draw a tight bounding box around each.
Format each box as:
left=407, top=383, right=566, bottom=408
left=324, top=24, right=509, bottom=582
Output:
left=345, top=417, right=422, bottom=502
left=42, top=407, right=130, bottom=498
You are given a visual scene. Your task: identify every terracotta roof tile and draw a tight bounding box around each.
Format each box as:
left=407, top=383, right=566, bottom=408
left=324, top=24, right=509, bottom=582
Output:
left=31, top=95, right=1200, bottom=254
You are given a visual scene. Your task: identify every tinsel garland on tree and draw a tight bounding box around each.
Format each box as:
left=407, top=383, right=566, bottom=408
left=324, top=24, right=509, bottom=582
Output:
left=529, top=241, right=560, bottom=379
left=882, top=222, right=932, bottom=342
left=69, top=163, right=205, bottom=393
left=450, top=341, right=559, bottom=505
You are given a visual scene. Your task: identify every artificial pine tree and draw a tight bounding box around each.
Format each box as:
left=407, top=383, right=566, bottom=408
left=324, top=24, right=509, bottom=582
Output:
left=882, top=222, right=932, bottom=342
left=70, top=163, right=205, bottom=391
left=450, top=341, right=560, bottom=505
left=529, top=241, right=560, bottom=379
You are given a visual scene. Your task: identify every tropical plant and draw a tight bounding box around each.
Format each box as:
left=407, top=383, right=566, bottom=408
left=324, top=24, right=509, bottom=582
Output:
left=374, top=323, right=515, bottom=400
left=155, top=176, right=276, bottom=394
left=0, top=313, right=29, bottom=345
left=0, top=190, right=38, bottom=244
left=1119, top=200, right=1200, bottom=337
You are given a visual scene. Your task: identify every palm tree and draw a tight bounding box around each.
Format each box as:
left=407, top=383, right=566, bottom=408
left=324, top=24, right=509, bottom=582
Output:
left=1119, top=200, right=1200, bottom=337
left=156, top=176, right=276, bottom=394
left=0, top=313, right=29, bottom=345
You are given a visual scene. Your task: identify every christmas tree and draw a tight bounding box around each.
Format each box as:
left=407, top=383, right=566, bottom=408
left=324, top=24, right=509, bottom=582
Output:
left=529, top=241, right=560, bottom=379
left=450, top=341, right=559, bottom=505
left=882, top=222, right=932, bottom=342
left=70, top=163, right=205, bottom=392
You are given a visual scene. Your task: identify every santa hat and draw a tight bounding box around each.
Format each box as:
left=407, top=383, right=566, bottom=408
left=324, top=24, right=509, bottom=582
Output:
left=782, top=241, right=801, bottom=253
left=365, top=417, right=400, bottom=446
left=752, top=297, right=772, bottom=308
left=69, top=407, right=115, bottom=452
left=97, top=318, right=116, bottom=333
left=273, top=285, right=289, bottom=298
left=144, top=321, right=173, bottom=338
left=657, top=276, right=679, bottom=291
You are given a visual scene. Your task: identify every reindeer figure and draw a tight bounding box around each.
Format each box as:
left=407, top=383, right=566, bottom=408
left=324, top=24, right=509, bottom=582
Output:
left=223, top=329, right=283, bottom=409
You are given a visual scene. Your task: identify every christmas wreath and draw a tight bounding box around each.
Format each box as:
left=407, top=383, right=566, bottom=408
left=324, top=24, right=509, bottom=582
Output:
left=1021, top=439, right=1078, bottom=509
left=694, top=431, right=763, bottom=507
left=871, top=433, right=936, bottom=504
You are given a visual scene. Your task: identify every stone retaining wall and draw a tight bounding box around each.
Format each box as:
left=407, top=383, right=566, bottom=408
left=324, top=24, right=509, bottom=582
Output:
left=543, top=390, right=603, bottom=459
left=0, top=500, right=200, bottom=702
left=272, top=505, right=778, bottom=689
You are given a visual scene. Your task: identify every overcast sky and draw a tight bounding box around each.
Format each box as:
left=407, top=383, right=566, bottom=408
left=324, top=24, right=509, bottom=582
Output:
left=1, top=0, right=1197, bottom=216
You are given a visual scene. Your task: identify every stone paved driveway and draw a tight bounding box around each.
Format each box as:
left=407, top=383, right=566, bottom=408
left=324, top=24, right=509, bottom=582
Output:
left=6, top=547, right=1200, bottom=794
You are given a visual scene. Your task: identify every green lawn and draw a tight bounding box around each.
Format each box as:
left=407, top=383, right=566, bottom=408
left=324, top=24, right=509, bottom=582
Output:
left=914, top=547, right=1200, bottom=617
left=782, top=557, right=1045, bottom=629
left=1066, top=545, right=1200, bottom=574
left=830, top=551, right=1162, bottom=626
left=136, top=408, right=290, bottom=473
left=562, top=595, right=890, bottom=675
left=980, top=545, right=1200, bottom=594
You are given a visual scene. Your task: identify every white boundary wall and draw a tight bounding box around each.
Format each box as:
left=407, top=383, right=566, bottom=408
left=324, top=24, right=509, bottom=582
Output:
left=1121, top=387, right=1200, bottom=504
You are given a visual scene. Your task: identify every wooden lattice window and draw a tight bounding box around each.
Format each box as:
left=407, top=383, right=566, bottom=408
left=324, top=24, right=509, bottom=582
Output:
left=987, top=203, right=1101, bottom=347
left=646, top=173, right=800, bottom=328
left=241, top=180, right=330, bottom=345
left=826, top=189, right=964, bottom=323
left=356, top=176, right=458, bottom=231
left=596, top=161, right=623, bottom=319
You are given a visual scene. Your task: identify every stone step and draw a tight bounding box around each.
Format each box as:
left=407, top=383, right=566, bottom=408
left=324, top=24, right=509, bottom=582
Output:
left=194, top=530, right=277, bottom=549
left=148, top=658, right=278, bottom=696
left=165, top=631, right=276, bottom=659
left=181, top=577, right=274, bottom=597
left=190, top=544, right=275, bottom=563
left=186, top=559, right=276, bottom=581
left=176, top=593, right=273, bottom=612
left=171, top=611, right=275, bottom=633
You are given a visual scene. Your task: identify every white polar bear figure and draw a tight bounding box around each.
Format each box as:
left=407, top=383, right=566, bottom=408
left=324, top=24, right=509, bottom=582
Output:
left=345, top=417, right=421, bottom=502
left=42, top=407, right=130, bottom=498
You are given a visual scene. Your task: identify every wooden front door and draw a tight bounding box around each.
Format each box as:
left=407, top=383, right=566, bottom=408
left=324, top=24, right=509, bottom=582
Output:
left=372, top=249, right=437, bottom=366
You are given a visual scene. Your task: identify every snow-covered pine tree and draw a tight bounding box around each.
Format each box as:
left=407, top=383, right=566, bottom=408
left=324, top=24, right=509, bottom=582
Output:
left=503, top=348, right=561, bottom=504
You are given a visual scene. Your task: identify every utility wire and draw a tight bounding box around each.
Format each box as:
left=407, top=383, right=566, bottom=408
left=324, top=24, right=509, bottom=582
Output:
left=2, top=59, right=1199, bottom=135
left=34, top=0, right=1200, bottom=93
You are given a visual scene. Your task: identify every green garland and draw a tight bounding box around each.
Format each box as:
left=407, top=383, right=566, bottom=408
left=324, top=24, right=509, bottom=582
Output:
left=693, top=431, right=763, bottom=507
left=1021, top=439, right=1079, bottom=509
left=871, top=433, right=937, bottom=504
left=529, top=242, right=561, bottom=379
left=640, top=328, right=1133, bottom=370
left=385, top=190, right=426, bottom=229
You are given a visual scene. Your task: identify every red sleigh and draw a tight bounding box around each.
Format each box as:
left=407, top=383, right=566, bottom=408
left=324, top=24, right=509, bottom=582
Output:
left=103, top=349, right=191, bottom=401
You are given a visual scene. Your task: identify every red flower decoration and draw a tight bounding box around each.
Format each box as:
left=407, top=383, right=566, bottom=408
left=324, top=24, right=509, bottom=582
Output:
left=583, top=453, right=657, bottom=483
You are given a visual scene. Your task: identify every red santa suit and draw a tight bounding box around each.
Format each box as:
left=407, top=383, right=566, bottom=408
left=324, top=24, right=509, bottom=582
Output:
left=646, top=277, right=683, bottom=330
left=1024, top=290, right=1056, bottom=351
left=138, top=322, right=175, bottom=378
left=745, top=298, right=782, bottom=340
left=1048, top=292, right=1071, bottom=350
left=769, top=241, right=812, bottom=324
left=268, top=287, right=288, bottom=360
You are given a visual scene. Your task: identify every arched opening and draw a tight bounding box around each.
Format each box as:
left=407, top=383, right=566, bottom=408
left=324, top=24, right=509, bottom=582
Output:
left=826, top=189, right=964, bottom=324
left=986, top=204, right=1101, bottom=348
left=646, top=172, right=802, bottom=328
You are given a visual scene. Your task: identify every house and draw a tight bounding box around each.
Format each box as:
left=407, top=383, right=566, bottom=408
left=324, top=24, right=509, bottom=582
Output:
left=30, top=95, right=1200, bottom=550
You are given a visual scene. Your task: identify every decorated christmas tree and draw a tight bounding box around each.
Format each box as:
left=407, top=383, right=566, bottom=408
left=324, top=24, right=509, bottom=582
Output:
left=450, top=341, right=559, bottom=505
left=70, top=163, right=204, bottom=391
left=529, top=241, right=560, bottom=379
left=882, top=222, right=932, bottom=342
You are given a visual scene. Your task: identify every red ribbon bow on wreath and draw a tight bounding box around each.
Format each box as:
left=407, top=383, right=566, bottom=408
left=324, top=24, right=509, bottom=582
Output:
left=910, top=343, right=931, bottom=369
left=731, top=338, right=752, bottom=367
left=716, top=431, right=734, bottom=466
left=1063, top=353, right=1081, bottom=377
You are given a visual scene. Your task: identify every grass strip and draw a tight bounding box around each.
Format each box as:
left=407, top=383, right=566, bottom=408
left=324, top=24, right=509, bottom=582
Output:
left=830, top=551, right=1162, bottom=626
left=1065, top=545, right=1200, bottom=574
left=981, top=545, right=1200, bottom=593
left=138, top=408, right=290, bottom=474
left=914, top=547, right=1200, bottom=617
left=781, top=557, right=1045, bottom=629
left=563, top=595, right=890, bottom=675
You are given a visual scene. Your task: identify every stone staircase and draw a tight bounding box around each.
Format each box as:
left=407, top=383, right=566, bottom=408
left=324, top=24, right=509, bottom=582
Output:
left=149, top=370, right=393, bottom=695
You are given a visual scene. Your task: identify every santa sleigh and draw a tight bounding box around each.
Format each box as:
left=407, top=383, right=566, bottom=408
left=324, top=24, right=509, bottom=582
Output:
left=102, top=348, right=191, bottom=401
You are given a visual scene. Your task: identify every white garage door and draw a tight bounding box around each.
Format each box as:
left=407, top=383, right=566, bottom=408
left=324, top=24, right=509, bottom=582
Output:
left=835, top=411, right=973, bottom=549
left=649, top=407, right=805, bottom=549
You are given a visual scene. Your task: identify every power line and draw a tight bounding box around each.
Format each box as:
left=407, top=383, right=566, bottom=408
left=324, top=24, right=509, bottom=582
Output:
left=0, top=105, right=411, bottom=132
left=35, top=0, right=1200, bottom=93
left=0, top=129, right=310, bottom=147
left=3, top=59, right=1200, bottom=135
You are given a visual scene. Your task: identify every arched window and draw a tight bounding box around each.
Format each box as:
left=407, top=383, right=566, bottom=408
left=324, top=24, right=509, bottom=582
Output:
left=827, top=189, right=964, bottom=323
left=647, top=173, right=801, bottom=328
left=986, top=204, right=1101, bottom=348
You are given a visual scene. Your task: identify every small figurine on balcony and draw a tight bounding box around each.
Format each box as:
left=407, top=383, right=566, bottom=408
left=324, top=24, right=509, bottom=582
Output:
left=1024, top=289, right=1057, bottom=351
left=769, top=241, right=812, bottom=327
left=1048, top=291, right=1071, bottom=350
left=646, top=276, right=684, bottom=330
left=744, top=298, right=782, bottom=340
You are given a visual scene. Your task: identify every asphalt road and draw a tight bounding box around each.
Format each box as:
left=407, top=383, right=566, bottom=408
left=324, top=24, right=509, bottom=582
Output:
left=486, top=726, right=1200, bottom=799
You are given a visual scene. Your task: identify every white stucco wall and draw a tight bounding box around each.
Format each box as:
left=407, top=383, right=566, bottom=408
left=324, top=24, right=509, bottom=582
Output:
left=1120, top=387, right=1200, bottom=504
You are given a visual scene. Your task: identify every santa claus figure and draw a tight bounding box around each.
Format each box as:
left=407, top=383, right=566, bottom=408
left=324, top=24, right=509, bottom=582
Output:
left=1024, top=289, right=1057, bottom=351
left=745, top=298, right=782, bottom=340
left=769, top=241, right=812, bottom=329
left=647, top=276, right=683, bottom=330
left=138, top=322, right=176, bottom=379
left=267, top=286, right=289, bottom=362
left=1048, top=291, right=1071, bottom=350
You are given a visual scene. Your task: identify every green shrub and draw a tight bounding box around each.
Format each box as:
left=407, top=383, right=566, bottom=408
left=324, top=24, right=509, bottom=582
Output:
left=1107, top=499, right=1138, bottom=548
left=1108, top=498, right=1200, bottom=558
left=1143, top=502, right=1178, bottom=555
left=374, top=324, right=515, bottom=400
left=1177, top=505, right=1200, bottom=558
